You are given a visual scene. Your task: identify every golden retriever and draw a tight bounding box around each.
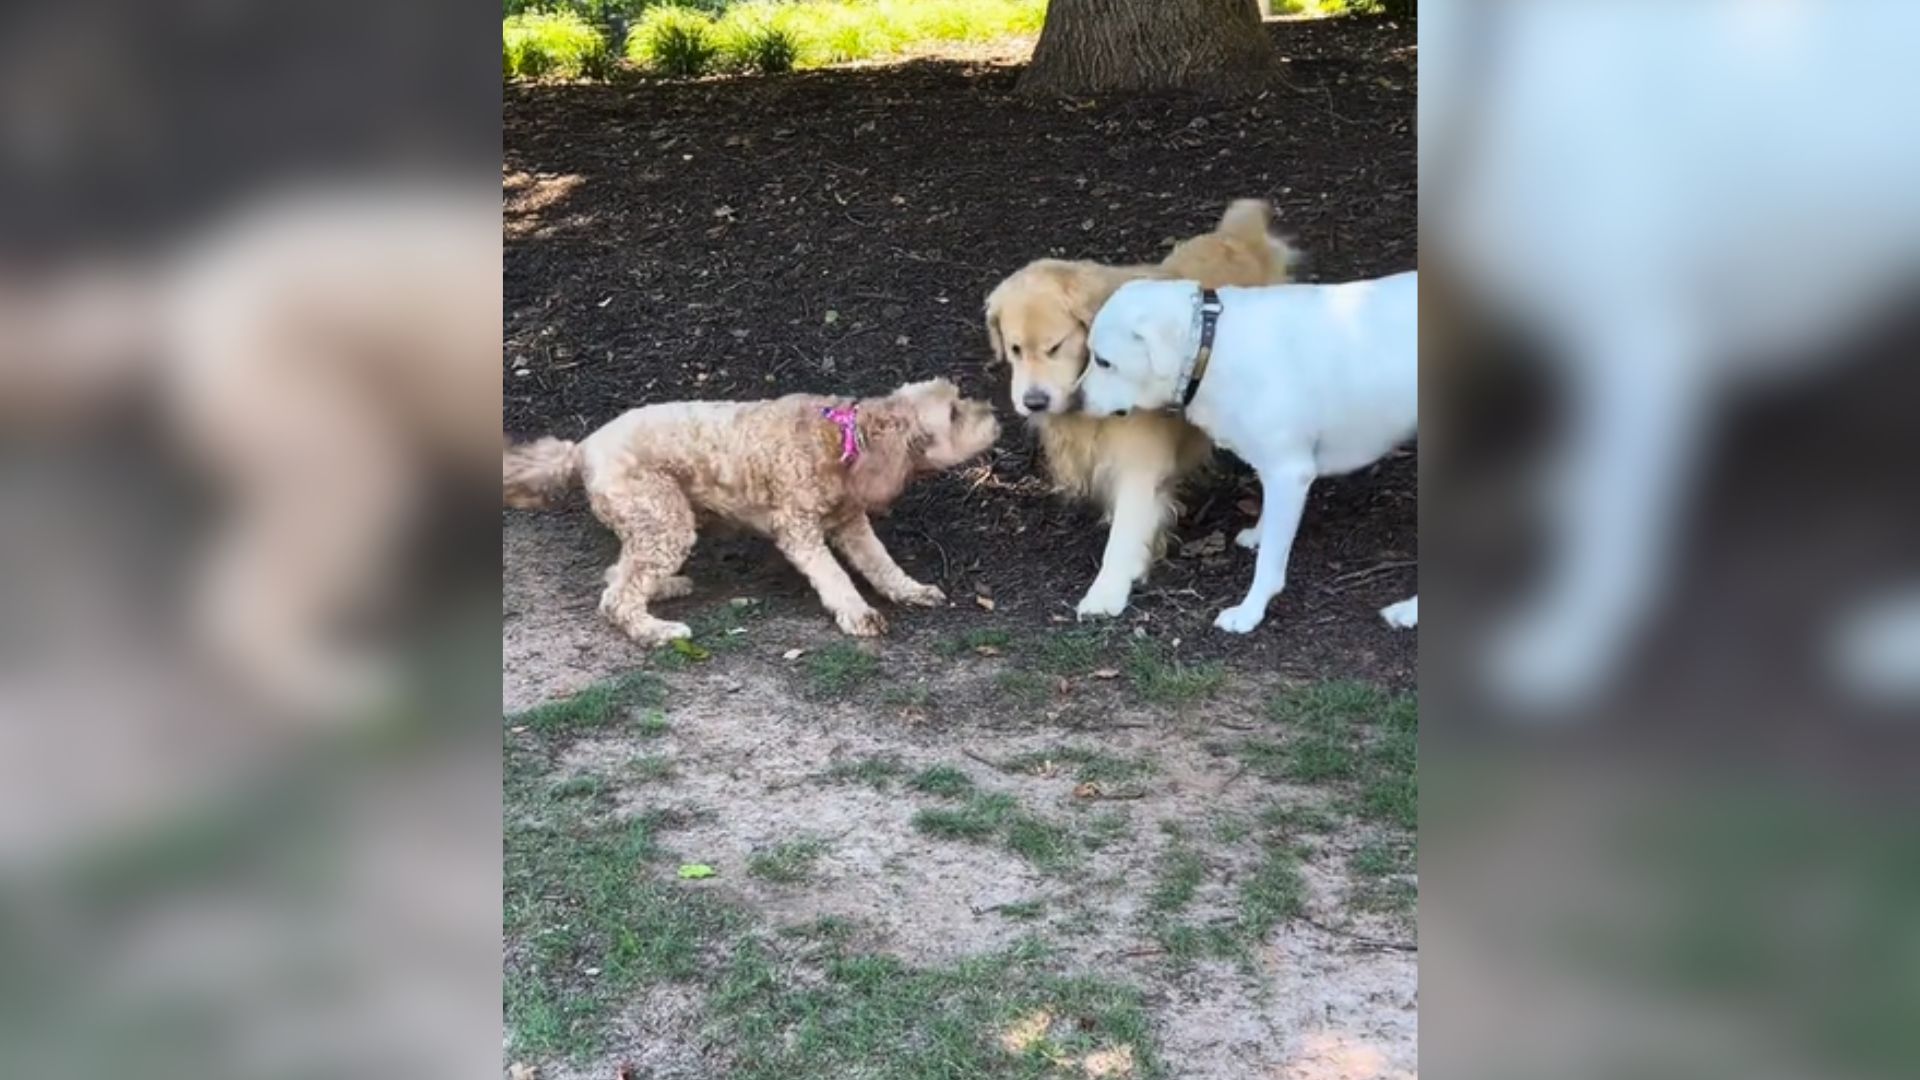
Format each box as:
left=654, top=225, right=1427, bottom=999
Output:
left=504, top=378, right=1000, bottom=643
left=984, top=199, right=1293, bottom=617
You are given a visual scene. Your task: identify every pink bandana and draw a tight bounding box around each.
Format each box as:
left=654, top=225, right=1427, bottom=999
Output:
left=820, top=404, right=862, bottom=464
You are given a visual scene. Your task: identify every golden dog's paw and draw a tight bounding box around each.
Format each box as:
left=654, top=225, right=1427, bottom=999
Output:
left=836, top=607, right=889, bottom=637
left=894, top=582, right=947, bottom=608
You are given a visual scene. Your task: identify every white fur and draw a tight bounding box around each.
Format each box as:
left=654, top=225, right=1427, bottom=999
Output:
left=1081, top=274, right=1418, bottom=633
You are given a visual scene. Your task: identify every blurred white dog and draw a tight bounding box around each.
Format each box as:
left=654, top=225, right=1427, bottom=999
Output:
left=1078, top=274, right=1418, bottom=634
left=1423, top=0, right=1920, bottom=711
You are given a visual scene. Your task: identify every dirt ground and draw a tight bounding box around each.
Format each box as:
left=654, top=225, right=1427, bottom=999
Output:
left=505, top=16, right=1416, bottom=1080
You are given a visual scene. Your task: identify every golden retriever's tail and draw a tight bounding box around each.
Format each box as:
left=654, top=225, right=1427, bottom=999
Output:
left=503, top=436, right=582, bottom=509
left=1217, top=198, right=1303, bottom=278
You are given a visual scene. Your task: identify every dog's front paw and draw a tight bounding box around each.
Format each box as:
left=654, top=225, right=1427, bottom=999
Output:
left=836, top=607, right=889, bottom=637
left=894, top=582, right=947, bottom=608
left=1075, top=578, right=1131, bottom=621
left=1235, top=525, right=1262, bottom=551
left=1213, top=603, right=1267, bottom=634
left=1379, top=597, right=1418, bottom=629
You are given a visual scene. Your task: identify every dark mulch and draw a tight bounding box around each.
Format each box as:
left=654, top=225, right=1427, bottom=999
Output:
left=503, top=16, right=1416, bottom=684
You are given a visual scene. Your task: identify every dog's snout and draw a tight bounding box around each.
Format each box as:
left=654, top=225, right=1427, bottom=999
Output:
left=1021, top=389, right=1052, bottom=413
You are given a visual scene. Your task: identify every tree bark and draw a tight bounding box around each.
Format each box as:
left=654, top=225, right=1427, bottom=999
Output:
left=1017, top=0, right=1275, bottom=98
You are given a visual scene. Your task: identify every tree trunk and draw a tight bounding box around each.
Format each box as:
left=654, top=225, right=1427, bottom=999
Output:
left=1017, top=0, right=1274, bottom=97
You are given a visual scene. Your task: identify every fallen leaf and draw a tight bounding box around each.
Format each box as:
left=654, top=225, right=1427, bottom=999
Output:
left=510, top=725, right=529, bottom=733
left=1057, top=677, right=1072, bottom=695
left=677, top=864, right=716, bottom=880
left=1000, top=1009, right=1054, bottom=1053
left=1091, top=669, right=1120, bottom=680
left=729, top=596, right=758, bottom=608
left=670, top=639, right=711, bottom=661
left=583, top=966, right=601, bottom=976
left=824, top=309, right=840, bottom=324
left=1073, top=782, right=1102, bottom=799
left=1236, top=497, right=1261, bottom=517
left=507, top=1065, right=537, bottom=1080
left=975, top=596, right=996, bottom=611
left=974, top=645, right=1003, bottom=657
left=782, top=648, right=807, bottom=661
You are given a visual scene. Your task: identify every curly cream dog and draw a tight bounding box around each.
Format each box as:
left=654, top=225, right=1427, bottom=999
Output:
left=985, top=200, right=1293, bottom=618
left=504, top=378, right=999, bottom=644
left=1079, top=274, right=1418, bottom=634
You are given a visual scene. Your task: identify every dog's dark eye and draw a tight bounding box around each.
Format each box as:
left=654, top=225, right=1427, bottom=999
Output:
left=1008, top=344, right=1023, bottom=359
left=949, top=403, right=960, bottom=425
left=1093, top=354, right=1113, bottom=370
left=1046, top=341, right=1063, bottom=358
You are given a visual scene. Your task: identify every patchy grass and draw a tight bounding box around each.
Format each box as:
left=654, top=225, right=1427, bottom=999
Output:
left=937, top=627, right=1013, bottom=658
left=1004, top=815, right=1079, bottom=873
left=505, top=789, right=736, bottom=1061
left=1080, top=810, right=1135, bottom=852
left=912, top=790, right=1082, bottom=873
left=1003, top=744, right=1156, bottom=786
left=1238, top=847, right=1307, bottom=940
left=801, top=642, right=879, bottom=699
left=1031, top=628, right=1110, bottom=677
left=748, top=837, right=831, bottom=884
left=1147, top=844, right=1208, bottom=913
left=907, top=764, right=976, bottom=799
left=881, top=681, right=934, bottom=710
left=1347, top=840, right=1417, bottom=915
left=550, top=773, right=609, bottom=802
left=627, top=754, right=676, bottom=784
left=821, top=756, right=908, bottom=791
left=1125, top=642, right=1227, bottom=706
left=635, top=710, right=671, bottom=737
left=993, top=668, right=1053, bottom=707
left=711, top=938, right=1160, bottom=1080
left=1243, top=681, right=1419, bottom=830
left=1260, top=802, right=1342, bottom=836
left=508, top=672, right=664, bottom=734
left=913, top=792, right=1018, bottom=842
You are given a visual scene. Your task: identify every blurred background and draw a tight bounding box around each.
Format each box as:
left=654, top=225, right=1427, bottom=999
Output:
left=0, top=1, right=500, bottom=1077
left=1423, top=1, right=1920, bottom=1077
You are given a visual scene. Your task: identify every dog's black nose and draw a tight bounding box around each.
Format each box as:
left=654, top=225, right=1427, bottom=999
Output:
left=1113, top=408, right=1130, bottom=417
left=1021, top=389, right=1051, bottom=412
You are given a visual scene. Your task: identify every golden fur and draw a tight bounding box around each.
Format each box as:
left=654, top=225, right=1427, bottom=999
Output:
left=504, top=378, right=1000, bottom=643
left=983, top=199, right=1294, bottom=617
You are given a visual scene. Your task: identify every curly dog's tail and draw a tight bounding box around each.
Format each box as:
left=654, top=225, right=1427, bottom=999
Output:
left=503, top=437, right=582, bottom=509
left=1217, top=198, right=1303, bottom=277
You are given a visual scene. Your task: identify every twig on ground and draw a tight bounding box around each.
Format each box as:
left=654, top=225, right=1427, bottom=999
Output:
left=1299, top=914, right=1416, bottom=953
left=962, top=748, right=1007, bottom=770
left=1321, top=559, right=1417, bottom=594
left=1214, top=763, right=1248, bottom=794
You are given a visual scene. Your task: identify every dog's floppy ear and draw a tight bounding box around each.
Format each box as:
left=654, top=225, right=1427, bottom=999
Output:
left=983, top=284, right=1008, bottom=364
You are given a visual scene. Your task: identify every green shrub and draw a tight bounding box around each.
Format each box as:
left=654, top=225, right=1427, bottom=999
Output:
left=633, top=6, right=720, bottom=77
left=504, top=12, right=616, bottom=80
left=734, top=25, right=800, bottom=73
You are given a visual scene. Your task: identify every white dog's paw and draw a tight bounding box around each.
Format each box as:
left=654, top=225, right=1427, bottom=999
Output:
left=1481, top=610, right=1614, bottom=717
left=836, top=606, right=889, bottom=637
left=1213, top=603, right=1267, bottom=634
left=1075, top=578, right=1131, bottom=620
left=1379, top=597, right=1418, bottom=629
left=1235, top=526, right=1262, bottom=551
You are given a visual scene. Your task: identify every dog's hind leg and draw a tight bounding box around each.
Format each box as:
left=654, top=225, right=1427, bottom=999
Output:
left=775, top=524, right=888, bottom=636
left=588, top=470, right=696, bottom=645
left=1215, top=462, right=1313, bottom=634
left=1076, top=472, right=1170, bottom=620
left=1381, top=595, right=1418, bottom=629
left=831, top=515, right=946, bottom=608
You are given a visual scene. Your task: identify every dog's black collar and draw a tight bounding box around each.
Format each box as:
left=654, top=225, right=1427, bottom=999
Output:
left=1179, top=289, right=1223, bottom=409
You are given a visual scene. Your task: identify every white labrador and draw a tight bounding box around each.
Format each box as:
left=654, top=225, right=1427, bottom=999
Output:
left=1078, top=274, right=1418, bottom=634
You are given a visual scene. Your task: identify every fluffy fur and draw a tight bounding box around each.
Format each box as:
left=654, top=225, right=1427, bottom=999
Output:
left=504, top=378, right=1000, bottom=644
left=984, top=199, right=1294, bottom=618
left=1080, top=274, right=1418, bottom=634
